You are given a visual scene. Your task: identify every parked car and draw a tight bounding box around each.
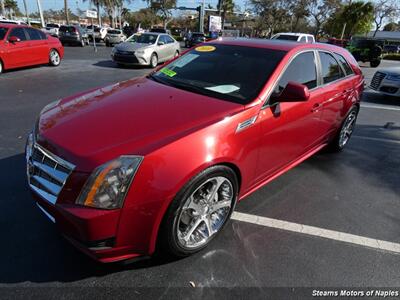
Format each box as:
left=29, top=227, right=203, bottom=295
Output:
left=43, top=23, right=60, bottom=37
left=111, top=32, right=180, bottom=68
left=0, top=19, right=27, bottom=25
left=383, top=45, right=400, bottom=54
left=150, top=27, right=171, bottom=35
left=185, top=32, right=206, bottom=47
left=26, top=38, right=363, bottom=263
left=87, top=25, right=108, bottom=42
left=271, top=32, right=315, bottom=43
left=327, top=38, right=349, bottom=48
left=59, top=25, right=89, bottom=47
left=0, top=24, right=63, bottom=74
left=347, top=37, right=383, bottom=67
left=370, top=68, right=400, bottom=97
left=105, top=29, right=126, bottom=47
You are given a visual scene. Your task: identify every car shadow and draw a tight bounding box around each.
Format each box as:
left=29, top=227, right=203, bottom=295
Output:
left=93, top=60, right=149, bottom=70
left=362, top=90, right=400, bottom=106
left=0, top=153, right=182, bottom=284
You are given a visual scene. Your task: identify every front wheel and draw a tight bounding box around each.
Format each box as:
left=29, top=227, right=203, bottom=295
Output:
left=328, top=106, right=359, bottom=152
left=159, top=166, right=238, bottom=257
left=0, top=60, right=3, bottom=74
left=174, top=50, right=179, bottom=58
left=149, top=53, right=158, bottom=68
left=49, top=49, right=61, bottom=66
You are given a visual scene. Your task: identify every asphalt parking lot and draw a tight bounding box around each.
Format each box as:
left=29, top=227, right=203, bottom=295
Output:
left=0, top=45, right=399, bottom=297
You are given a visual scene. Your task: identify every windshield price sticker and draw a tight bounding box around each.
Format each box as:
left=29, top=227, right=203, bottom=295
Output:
left=160, top=68, right=177, bottom=77
left=195, top=45, right=216, bottom=52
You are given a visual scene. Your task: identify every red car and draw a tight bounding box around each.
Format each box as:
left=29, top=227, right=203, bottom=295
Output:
left=0, top=24, right=63, bottom=74
left=26, top=39, right=363, bottom=263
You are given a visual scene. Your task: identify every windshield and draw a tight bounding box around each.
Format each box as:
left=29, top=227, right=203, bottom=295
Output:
left=136, top=34, right=158, bottom=44
left=126, top=34, right=138, bottom=43
left=273, top=34, right=299, bottom=41
left=46, top=24, right=59, bottom=28
left=0, top=27, right=7, bottom=40
left=108, top=29, right=121, bottom=34
left=150, top=44, right=286, bottom=104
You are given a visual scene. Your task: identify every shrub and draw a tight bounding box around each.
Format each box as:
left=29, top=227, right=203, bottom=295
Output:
left=383, top=54, right=400, bottom=61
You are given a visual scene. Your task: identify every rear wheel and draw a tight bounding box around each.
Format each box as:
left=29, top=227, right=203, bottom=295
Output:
left=174, top=50, right=179, bottom=57
left=370, top=59, right=381, bottom=68
left=49, top=49, right=60, bottom=67
left=328, top=106, right=359, bottom=152
left=0, top=60, right=3, bottom=74
left=159, top=165, right=238, bottom=257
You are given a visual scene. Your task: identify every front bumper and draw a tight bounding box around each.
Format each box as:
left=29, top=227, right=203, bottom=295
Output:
left=111, top=52, right=149, bottom=66
left=26, top=137, right=143, bottom=263
left=370, top=72, right=400, bottom=97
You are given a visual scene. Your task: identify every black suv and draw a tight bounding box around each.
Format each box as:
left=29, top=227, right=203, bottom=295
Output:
left=185, top=32, right=206, bottom=48
left=347, top=37, right=384, bottom=68
left=59, top=25, right=89, bottom=47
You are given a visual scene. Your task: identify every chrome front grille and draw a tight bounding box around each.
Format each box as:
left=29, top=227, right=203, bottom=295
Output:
left=370, top=72, right=386, bottom=90
left=26, top=142, right=75, bottom=205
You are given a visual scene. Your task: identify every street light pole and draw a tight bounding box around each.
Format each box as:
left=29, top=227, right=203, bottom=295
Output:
left=37, top=0, right=45, bottom=28
left=23, top=0, right=30, bottom=25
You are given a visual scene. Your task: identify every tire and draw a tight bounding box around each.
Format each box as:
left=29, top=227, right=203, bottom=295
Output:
left=48, top=49, right=61, bottom=67
left=174, top=50, right=179, bottom=58
left=370, top=59, right=381, bottom=68
left=149, top=53, right=158, bottom=68
left=105, top=41, right=110, bottom=47
left=159, top=165, right=239, bottom=257
left=327, top=106, right=359, bottom=152
left=0, top=60, right=3, bottom=74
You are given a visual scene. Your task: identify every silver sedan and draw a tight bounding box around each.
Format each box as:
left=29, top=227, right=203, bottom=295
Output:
left=111, top=33, right=181, bottom=68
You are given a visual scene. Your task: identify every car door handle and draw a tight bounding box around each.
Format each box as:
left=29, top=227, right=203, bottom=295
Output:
left=344, top=88, right=353, bottom=93
left=311, top=103, right=321, bottom=112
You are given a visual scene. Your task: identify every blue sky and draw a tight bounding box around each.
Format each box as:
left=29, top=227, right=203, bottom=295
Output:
left=16, top=0, right=246, bottom=15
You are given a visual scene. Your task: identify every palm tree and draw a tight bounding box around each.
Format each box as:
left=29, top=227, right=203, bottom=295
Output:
left=83, top=0, right=105, bottom=26
left=64, top=0, right=69, bottom=24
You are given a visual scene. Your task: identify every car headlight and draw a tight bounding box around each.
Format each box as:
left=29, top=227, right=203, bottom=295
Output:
left=135, top=50, right=145, bottom=55
left=386, top=74, right=400, bottom=81
left=76, top=156, right=143, bottom=209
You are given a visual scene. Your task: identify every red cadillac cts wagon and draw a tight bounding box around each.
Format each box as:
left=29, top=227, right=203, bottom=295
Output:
left=0, top=24, right=63, bottom=73
left=26, top=39, right=364, bottom=263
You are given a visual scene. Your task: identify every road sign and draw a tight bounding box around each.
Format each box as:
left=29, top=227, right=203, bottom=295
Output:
left=86, top=10, right=97, bottom=18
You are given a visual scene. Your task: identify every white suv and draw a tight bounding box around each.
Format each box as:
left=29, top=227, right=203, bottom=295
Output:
left=271, top=33, right=315, bottom=43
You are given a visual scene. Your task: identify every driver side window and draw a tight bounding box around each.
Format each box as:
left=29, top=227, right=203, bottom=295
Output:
left=276, top=51, right=317, bottom=93
left=9, top=28, right=27, bottom=41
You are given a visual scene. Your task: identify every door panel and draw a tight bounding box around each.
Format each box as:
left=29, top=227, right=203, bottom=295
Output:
left=255, top=51, right=326, bottom=182
left=5, top=28, right=31, bottom=68
left=25, top=28, right=49, bottom=64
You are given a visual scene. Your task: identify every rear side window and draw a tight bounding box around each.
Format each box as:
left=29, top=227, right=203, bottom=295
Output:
left=0, top=27, right=7, bottom=40
left=299, top=36, right=307, bottom=42
left=165, top=35, right=174, bottom=43
left=39, top=30, right=47, bottom=39
left=26, top=27, right=42, bottom=40
left=335, top=53, right=354, bottom=76
left=159, top=35, right=168, bottom=44
left=276, top=51, right=318, bottom=91
left=9, top=28, right=27, bottom=41
left=319, top=52, right=345, bottom=84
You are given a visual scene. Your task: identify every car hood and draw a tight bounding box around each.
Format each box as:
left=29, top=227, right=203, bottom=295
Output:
left=379, top=67, right=400, bottom=75
left=37, top=77, right=243, bottom=172
left=115, top=42, right=153, bottom=52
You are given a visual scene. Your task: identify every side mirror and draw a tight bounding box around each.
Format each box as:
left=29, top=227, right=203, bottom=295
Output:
left=270, top=81, right=310, bottom=105
left=9, top=36, right=21, bottom=43
left=158, top=41, right=165, bottom=46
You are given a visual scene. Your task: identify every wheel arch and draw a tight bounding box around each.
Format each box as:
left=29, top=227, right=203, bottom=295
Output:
left=148, top=160, right=242, bottom=255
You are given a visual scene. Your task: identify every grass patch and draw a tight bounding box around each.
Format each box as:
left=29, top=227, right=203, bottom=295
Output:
left=383, top=53, right=400, bottom=61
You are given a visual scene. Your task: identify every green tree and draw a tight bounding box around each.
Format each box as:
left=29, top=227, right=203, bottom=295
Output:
left=372, top=0, right=399, bottom=36
left=309, top=0, right=342, bottom=36
left=4, top=0, right=20, bottom=18
left=126, top=7, right=161, bottom=29
left=383, top=22, right=399, bottom=31
left=147, top=0, right=176, bottom=28
left=220, top=0, right=235, bottom=29
left=324, top=1, right=374, bottom=38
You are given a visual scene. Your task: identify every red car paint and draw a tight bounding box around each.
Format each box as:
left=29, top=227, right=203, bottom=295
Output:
left=0, top=24, right=63, bottom=71
left=28, top=39, right=363, bottom=262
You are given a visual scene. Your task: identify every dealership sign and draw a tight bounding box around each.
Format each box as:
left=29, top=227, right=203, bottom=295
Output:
left=86, top=10, right=98, bottom=18
left=209, top=15, right=222, bottom=32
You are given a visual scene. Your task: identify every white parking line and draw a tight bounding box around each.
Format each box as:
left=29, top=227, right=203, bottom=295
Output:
left=353, top=135, right=400, bottom=145
left=361, top=103, right=400, bottom=111
left=231, top=212, right=400, bottom=254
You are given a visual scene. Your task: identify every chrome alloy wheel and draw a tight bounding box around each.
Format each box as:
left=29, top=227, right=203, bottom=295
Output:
left=50, top=50, right=60, bottom=66
left=339, top=111, right=357, bottom=148
left=177, top=176, right=234, bottom=249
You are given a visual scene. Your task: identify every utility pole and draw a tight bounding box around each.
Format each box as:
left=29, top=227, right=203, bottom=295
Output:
left=64, top=0, right=69, bottom=24
left=37, top=0, right=45, bottom=28
left=0, top=0, right=5, bottom=18
left=23, top=0, right=30, bottom=25
left=96, top=1, right=101, bottom=26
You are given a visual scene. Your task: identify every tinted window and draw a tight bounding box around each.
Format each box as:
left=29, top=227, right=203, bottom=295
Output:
left=165, top=35, right=174, bottom=43
left=335, top=53, right=354, bottom=75
left=9, top=28, right=27, bottom=41
left=299, top=36, right=307, bottom=42
left=107, top=29, right=121, bottom=34
left=26, top=27, right=42, bottom=40
left=46, top=23, right=59, bottom=28
left=0, top=27, right=8, bottom=40
left=319, top=52, right=344, bottom=84
left=274, top=34, right=298, bottom=41
left=276, top=52, right=317, bottom=91
left=159, top=35, right=168, bottom=44
left=151, top=45, right=286, bottom=104
left=39, top=30, right=47, bottom=39
left=136, top=34, right=157, bottom=44
left=59, top=26, right=76, bottom=33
